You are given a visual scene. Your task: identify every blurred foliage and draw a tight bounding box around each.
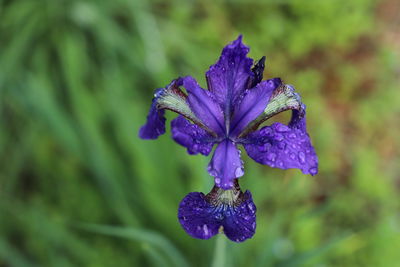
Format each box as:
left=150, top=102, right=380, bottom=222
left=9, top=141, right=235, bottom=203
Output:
left=1, top=0, right=400, bottom=266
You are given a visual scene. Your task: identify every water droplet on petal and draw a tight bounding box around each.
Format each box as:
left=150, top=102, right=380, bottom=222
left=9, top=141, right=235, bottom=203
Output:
left=247, top=203, right=255, bottom=214
left=278, top=142, right=286, bottom=150
left=290, top=153, right=296, bottom=160
left=259, top=142, right=272, bottom=152
left=276, top=124, right=290, bottom=133
left=215, top=178, right=221, bottom=184
left=298, top=152, right=306, bottom=164
left=277, top=161, right=284, bottom=167
left=235, top=167, right=244, bottom=177
left=267, top=152, right=276, bottom=162
left=309, top=167, right=318, bottom=175
left=288, top=133, right=297, bottom=139
left=203, top=224, right=209, bottom=236
left=275, top=134, right=284, bottom=141
left=215, top=213, right=223, bottom=220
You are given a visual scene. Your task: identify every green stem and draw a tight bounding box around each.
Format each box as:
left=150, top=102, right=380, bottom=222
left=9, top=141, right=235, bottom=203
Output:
left=211, top=233, right=226, bottom=267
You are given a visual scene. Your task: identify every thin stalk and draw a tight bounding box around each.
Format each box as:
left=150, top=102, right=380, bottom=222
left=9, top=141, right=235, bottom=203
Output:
left=211, top=233, right=226, bottom=267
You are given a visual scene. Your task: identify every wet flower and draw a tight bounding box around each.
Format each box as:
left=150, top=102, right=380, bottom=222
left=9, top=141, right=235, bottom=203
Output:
left=139, top=35, right=318, bottom=242
left=178, top=180, right=256, bottom=242
left=139, top=35, right=318, bottom=188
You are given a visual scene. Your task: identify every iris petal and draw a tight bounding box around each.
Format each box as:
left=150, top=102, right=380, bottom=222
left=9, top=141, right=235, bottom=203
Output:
left=178, top=189, right=256, bottom=242
left=238, top=83, right=305, bottom=138
left=242, top=109, right=318, bottom=175
left=207, top=140, right=244, bottom=190
left=223, top=191, right=256, bottom=242
left=139, top=79, right=210, bottom=139
left=178, top=192, right=220, bottom=240
left=230, top=78, right=282, bottom=137
left=171, top=116, right=215, bottom=156
left=139, top=88, right=167, bottom=139
left=182, top=76, right=225, bottom=136
left=206, top=35, right=254, bottom=116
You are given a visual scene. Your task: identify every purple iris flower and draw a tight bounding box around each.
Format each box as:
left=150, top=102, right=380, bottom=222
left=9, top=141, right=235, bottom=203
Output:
left=139, top=36, right=318, bottom=242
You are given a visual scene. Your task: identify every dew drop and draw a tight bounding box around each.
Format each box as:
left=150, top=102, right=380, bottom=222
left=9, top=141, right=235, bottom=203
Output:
left=288, top=133, right=297, bottom=139
left=215, top=178, right=221, bottom=184
left=298, top=152, right=306, bottom=164
left=203, top=224, right=209, bottom=236
left=275, top=134, right=284, bottom=141
left=247, top=203, right=255, bottom=214
left=289, top=153, right=296, bottom=160
left=267, top=152, right=276, bottom=162
left=259, top=142, right=271, bottom=152
left=309, top=167, right=318, bottom=175
left=215, top=213, right=223, bottom=220
left=276, top=124, right=290, bottom=132
left=278, top=142, right=286, bottom=150
left=235, top=167, right=244, bottom=177
left=277, top=161, right=284, bottom=167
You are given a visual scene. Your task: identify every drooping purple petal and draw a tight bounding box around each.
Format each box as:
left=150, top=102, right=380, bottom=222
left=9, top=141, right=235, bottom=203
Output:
left=139, top=88, right=166, bottom=139
left=182, top=76, right=225, bottom=136
left=242, top=109, right=318, bottom=175
left=178, top=188, right=257, bottom=242
left=223, top=191, right=256, bottom=242
left=178, top=192, right=220, bottom=240
left=208, top=140, right=244, bottom=189
left=206, top=35, right=254, bottom=115
left=230, top=78, right=282, bottom=137
left=139, top=79, right=211, bottom=139
left=171, top=116, right=215, bottom=156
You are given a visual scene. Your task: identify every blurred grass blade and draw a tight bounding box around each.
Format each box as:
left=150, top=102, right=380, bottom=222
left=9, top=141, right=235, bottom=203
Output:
left=0, top=238, right=36, bottom=267
left=77, top=223, right=189, bottom=267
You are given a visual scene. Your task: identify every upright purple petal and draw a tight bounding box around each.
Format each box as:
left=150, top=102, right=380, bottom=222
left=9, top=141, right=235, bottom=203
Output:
left=208, top=140, right=244, bottom=189
left=206, top=35, right=254, bottom=115
left=242, top=110, right=318, bottom=175
left=223, top=191, right=256, bottom=242
left=139, top=88, right=166, bottom=139
left=238, top=83, right=304, bottom=138
left=230, top=78, right=282, bottom=137
left=171, top=116, right=216, bottom=156
left=182, top=76, right=225, bottom=136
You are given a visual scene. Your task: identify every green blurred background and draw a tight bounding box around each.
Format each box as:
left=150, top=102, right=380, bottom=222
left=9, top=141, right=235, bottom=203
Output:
left=1, top=0, right=399, bottom=266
